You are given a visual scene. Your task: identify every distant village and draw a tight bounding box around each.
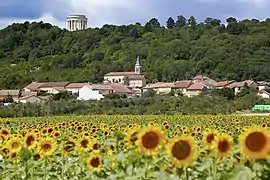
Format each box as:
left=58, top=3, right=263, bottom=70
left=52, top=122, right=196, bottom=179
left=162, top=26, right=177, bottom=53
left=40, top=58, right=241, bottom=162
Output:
left=1, top=56, right=270, bottom=105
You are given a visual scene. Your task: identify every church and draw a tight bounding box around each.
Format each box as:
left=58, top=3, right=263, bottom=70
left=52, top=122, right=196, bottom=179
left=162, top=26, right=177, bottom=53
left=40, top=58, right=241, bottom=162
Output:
left=103, top=56, right=146, bottom=88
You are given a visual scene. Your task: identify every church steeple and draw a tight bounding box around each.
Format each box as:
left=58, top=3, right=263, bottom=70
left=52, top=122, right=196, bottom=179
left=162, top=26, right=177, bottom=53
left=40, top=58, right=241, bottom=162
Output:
left=135, top=55, right=142, bottom=74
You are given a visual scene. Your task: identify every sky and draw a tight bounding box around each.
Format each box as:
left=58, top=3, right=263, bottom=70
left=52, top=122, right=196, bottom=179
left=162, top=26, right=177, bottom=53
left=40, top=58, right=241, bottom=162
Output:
left=0, top=0, right=270, bottom=29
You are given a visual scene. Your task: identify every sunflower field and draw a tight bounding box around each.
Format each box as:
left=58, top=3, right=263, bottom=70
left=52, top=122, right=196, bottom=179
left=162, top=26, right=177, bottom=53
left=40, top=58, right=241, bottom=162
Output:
left=0, top=115, right=270, bottom=180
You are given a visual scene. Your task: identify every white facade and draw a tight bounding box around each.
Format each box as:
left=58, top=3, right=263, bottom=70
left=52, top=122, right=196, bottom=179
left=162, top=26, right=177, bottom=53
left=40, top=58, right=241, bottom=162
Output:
left=258, top=85, right=270, bottom=91
left=184, top=91, right=202, bottom=97
left=67, top=14, right=88, bottom=31
left=39, top=87, right=61, bottom=94
left=129, top=79, right=145, bottom=88
left=77, top=85, right=104, bottom=101
left=66, top=87, right=81, bottom=95
left=104, top=75, right=125, bottom=84
left=15, top=96, right=42, bottom=104
left=258, top=91, right=270, bottom=99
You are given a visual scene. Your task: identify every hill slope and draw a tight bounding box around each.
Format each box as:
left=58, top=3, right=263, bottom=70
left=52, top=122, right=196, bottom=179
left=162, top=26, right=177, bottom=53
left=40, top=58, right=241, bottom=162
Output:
left=1, top=16, right=270, bottom=89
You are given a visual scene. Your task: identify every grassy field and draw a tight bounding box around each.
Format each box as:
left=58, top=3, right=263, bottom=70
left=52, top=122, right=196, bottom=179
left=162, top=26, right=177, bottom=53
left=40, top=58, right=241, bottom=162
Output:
left=0, top=115, right=270, bottom=179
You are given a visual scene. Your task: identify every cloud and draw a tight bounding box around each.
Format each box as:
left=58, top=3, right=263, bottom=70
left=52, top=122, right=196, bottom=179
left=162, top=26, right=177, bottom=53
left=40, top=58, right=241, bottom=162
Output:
left=0, top=0, right=270, bottom=29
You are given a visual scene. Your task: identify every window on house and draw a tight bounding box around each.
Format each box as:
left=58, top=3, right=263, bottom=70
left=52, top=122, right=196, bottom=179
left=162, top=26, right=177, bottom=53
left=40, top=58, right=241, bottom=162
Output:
left=113, top=79, right=115, bottom=82
left=119, top=79, right=121, bottom=82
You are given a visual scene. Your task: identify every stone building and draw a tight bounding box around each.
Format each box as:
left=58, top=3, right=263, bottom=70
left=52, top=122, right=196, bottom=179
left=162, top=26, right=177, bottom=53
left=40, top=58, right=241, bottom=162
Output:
left=67, top=14, right=88, bottom=31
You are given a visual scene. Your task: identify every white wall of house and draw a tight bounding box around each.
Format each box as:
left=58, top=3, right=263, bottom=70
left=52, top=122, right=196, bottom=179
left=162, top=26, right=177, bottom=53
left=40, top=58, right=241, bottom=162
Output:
left=66, top=88, right=81, bottom=94
left=154, top=87, right=172, bottom=94
left=258, top=85, right=270, bottom=91
left=258, top=92, right=270, bottom=99
left=104, top=75, right=125, bottom=83
left=184, top=91, right=202, bottom=97
left=39, top=87, right=60, bottom=94
left=129, top=79, right=145, bottom=88
left=77, top=86, right=104, bottom=101
left=234, top=87, right=241, bottom=94
left=16, top=96, right=42, bottom=104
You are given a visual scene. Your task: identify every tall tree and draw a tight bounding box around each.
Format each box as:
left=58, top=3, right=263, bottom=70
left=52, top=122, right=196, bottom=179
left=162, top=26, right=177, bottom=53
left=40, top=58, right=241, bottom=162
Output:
left=144, top=18, right=161, bottom=31
left=175, top=15, right=187, bottom=28
left=167, top=17, right=175, bottom=28
left=188, top=16, right=197, bottom=29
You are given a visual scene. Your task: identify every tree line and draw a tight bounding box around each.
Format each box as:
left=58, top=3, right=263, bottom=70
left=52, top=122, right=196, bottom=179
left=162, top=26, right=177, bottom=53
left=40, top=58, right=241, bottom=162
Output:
left=0, top=15, right=270, bottom=89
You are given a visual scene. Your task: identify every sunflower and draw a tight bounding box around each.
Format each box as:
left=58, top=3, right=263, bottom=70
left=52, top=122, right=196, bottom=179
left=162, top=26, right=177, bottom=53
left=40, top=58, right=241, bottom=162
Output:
left=77, top=137, right=91, bottom=152
left=136, top=125, right=165, bottom=156
left=91, top=140, right=101, bottom=153
left=203, top=130, right=217, bottom=150
left=166, top=136, right=198, bottom=167
left=1, top=128, right=9, bottom=136
left=24, top=132, right=37, bottom=149
left=62, top=139, right=77, bottom=156
left=87, top=154, right=103, bottom=172
left=38, top=137, right=57, bottom=157
left=239, top=126, right=270, bottom=160
left=7, top=137, right=22, bottom=153
left=212, top=133, right=233, bottom=157
left=126, top=128, right=139, bottom=148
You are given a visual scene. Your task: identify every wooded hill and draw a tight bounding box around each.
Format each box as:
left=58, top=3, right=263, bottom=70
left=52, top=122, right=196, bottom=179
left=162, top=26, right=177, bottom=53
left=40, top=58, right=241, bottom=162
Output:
left=1, top=16, right=270, bottom=89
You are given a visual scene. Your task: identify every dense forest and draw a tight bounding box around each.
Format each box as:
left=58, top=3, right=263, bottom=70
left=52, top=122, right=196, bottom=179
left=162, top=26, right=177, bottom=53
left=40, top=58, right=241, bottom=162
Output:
left=1, top=15, right=270, bottom=89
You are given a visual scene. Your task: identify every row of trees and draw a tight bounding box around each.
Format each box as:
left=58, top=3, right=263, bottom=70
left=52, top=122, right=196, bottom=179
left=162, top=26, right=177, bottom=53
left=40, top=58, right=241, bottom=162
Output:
left=1, top=89, right=269, bottom=118
left=0, top=16, right=270, bottom=89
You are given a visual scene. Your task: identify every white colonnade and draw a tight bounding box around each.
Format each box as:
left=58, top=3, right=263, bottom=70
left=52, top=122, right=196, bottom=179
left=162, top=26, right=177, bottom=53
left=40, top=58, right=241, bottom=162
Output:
left=67, top=15, right=88, bottom=31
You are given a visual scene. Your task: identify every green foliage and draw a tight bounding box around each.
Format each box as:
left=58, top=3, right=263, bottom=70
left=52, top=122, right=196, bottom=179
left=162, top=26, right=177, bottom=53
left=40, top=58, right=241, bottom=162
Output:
left=142, top=89, right=156, bottom=98
left=51, top=91, right=74, bottom=101
left=4, top=95, right=14, bottom=103
left=0, top=17, right=270, bottom=89
left=211, top=88, right=235, bottom=100
left=0, top=94, right=267, bottom=118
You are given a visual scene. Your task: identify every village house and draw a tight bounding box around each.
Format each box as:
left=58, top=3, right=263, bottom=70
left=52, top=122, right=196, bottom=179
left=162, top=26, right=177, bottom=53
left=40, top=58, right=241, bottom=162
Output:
left=257, top=81, right=270, bottom=91
left=258, top=89, right=270, bottom=99
left=77, top=85, right=105, bottom=101
left=213, top=80, right=235, bottom=89
left=0, top=90, right=37, bottom=102
left=109, top=83, right=133, bottom=96
left=104, top=56, right=146, bottom=88
left=172, top=80, right=193, bottom=94
left=23, top=82, right=70, bottom=94
left=192, top=75, right=217, bottom=86
left=15, top=95, right=47, bottom=104
left=143, top=82, right=175, bottom=95
left=66, top=83, right=88, bottom=95
left=185, top=83, right=209, bottom=97
left=226, top=80, right=258, bottom=94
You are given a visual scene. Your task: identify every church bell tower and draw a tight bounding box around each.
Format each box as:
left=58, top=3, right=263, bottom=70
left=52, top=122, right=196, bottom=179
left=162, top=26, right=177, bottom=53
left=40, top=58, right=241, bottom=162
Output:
left=135, top=55, right=142, bottom=74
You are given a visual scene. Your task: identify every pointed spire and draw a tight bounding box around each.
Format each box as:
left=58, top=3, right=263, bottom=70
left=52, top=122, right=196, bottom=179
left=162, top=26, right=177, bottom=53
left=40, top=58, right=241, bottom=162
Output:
left=135, top=55, right=142, bottom=74
left=136, top=55, right=140, bottom=65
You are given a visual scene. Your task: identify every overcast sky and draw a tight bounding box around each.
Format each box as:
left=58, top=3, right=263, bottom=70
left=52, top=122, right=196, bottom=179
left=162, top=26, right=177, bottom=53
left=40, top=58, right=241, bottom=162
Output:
left=0, top=0, right=270, bottom=29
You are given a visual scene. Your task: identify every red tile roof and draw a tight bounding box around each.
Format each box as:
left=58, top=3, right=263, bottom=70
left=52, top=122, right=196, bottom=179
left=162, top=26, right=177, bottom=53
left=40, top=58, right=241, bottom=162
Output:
left=24, top=82, right=43, bottom=91
left=187, top=83, right=207, bottom=91
left=105, top=72, right=139, bottom=76
left=173, top=80, right=192, bottom=88
left=66, top=83, right=88, bottom=88
left=127, top=75, right=145, bottom=80
left=213, top=80, right=235, bottom=87
left=146, top=82, right=175, bottom=88
left=259, top=89, right=270, bottom=95
left=227, top=80, right=256, bottom=88
left=39, top=82, right=70, bottom=88
left=0, top=90, right=19, bottom=96
left=109, top=83, right=133, bottom=94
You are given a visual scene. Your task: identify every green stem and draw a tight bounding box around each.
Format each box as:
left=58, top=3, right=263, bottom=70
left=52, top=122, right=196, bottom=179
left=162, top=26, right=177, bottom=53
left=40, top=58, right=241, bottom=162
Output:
left=213, top=157, right=218, bottom=180
left=62, top=156, right=65, bottom=180
left=25, top=161, right=29, bottom=179
left=44, top=158, right=47, bottom=180
left=185, top=167, right=189, bottom=180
